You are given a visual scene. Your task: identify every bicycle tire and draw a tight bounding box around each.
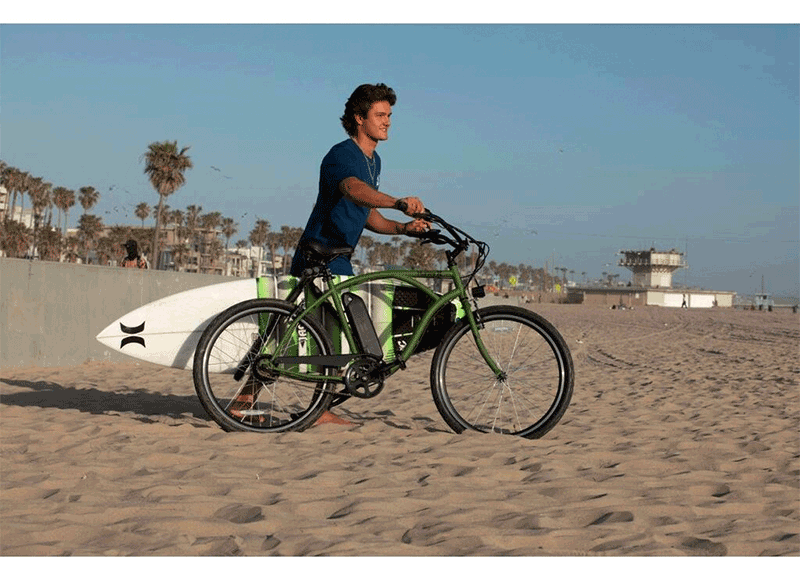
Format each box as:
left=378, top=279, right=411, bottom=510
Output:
left=430, top=305, right=573, bottom=439
left=193, top=298, right=335, bottom=433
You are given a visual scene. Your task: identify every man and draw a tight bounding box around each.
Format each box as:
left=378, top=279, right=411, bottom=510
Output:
left=289, top=83, right=429, bottom=426
left=290, top=82, right=429, bottom=277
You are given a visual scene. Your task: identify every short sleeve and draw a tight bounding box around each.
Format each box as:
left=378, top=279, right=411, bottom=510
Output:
left=320, top=140, right=364, bottom=194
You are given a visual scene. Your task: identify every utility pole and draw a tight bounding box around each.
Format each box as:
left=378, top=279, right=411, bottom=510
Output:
left=685, top=236, right=689, bottom=288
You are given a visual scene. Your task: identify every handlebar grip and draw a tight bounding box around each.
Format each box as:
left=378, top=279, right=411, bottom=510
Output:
left=395, top=200, right=432, bottom=220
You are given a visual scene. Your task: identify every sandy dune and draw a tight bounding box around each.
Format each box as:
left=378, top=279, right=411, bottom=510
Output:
left=1, top=305, right=797, bottom=556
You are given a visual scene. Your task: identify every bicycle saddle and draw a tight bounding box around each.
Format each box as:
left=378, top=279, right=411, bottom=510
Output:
left=301, top=239, right=354, bottom=266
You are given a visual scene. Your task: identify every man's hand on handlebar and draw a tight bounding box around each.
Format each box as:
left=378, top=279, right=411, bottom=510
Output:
left=395, top=197, right=430, bottom=234
left=404, top=218, right=431, bottom=235
left=394, top=197, right=426, bottom=217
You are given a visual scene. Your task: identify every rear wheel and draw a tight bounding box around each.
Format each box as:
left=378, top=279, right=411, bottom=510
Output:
left=430, top=306, right=573, bottom=438
left=193, top=298, right=335, bottom=432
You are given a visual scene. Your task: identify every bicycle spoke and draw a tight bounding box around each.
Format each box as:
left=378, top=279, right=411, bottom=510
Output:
left=194, top=299, right=334, bottom=433
left=431, top=307, right=573, bottom=438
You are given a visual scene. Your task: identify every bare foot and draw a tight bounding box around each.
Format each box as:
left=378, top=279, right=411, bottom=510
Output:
left=313, top=410, right=356, bottom=426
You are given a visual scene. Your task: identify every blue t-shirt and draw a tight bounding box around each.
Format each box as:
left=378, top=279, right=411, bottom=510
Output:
left=291, top=139, right=381, bottom=276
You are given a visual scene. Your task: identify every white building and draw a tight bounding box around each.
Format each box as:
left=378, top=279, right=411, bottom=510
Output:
left=225, top=246, right=284, bottom=278
left=0, top=184, right=35, bottom=228
left=618, top=248, right=686, bottom=288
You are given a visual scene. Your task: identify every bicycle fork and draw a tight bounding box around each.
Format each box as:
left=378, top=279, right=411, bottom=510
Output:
left=464, top=305, right=507, bottom=382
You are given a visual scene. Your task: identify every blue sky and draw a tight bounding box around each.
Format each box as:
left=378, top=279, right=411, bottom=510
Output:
left=2, top=19, right=798, bottom=297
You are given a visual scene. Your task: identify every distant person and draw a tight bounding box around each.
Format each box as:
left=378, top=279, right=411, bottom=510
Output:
left=681, top=295, right=687, bottom=309
left=121, top=239, right=148, bottom=269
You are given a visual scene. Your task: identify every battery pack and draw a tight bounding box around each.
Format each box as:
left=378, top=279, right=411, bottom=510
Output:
left=342, top=292, right=383, bottom=358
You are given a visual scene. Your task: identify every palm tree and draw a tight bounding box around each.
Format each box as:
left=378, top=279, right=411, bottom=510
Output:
left=64, top=234, right=81, bottom=262
left=220, top=217, right=238, bottom=275
left=168, top=208, right=184, bottom=230
left=37, top=225, right=61, bottom=261
left=0, top=164, right=12, bottom=220
left=278, top=225, right=303, bottom=275
left=265, top=232, right=281, bottom=277
left=29, top=178, right=52, bottom=259
left=107, top=225, right=132, bottom=261
left=79, top=186, right=100, bottom=214
left=205, top=238, right=224, bottom=274
left=150, top=204, right=171, bottom=260
left=199, top=212, right=222, bottom=273
left=143, top=141, right=193, bottom=269
left=248, top=219, right=270, bottom=277
left=53, top=186, right=76, bottom=242
left=185, top=204, right=202, bottom=231
left=497, top=262, right=512, bottom=289
left=0, top=218, right=29, bottom=258
left=168, top=209, right=187, bottom=252
left=19, top=170, right=33, bottom=224
left=184, top=204, right=202, bottom=271
left=201, top=211, right=221, bottom=232
left=357, top=234, right=375, bottom=269
left=171, top=242, right=190, bottom=271
left=77, top=214, right=103, bottom=264
left=135, top=202, right=151, bottom=227
left=95, top=234, right=119, bottom=266
left=405, top=242, right=438, bottom=270
left=220, top=217, right=238, bottom=251
left=6, top=168, right=31, bottom=223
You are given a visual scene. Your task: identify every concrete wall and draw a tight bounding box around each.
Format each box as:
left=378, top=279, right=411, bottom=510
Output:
left=567, top=288, right=647, bottom=307
left=1, top=258, right=240, bottom=369
left=1, top=258, right=604, bottom=370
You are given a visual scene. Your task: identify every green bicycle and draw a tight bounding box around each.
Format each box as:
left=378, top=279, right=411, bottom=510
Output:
left=192, top=208, right=574, bottom=438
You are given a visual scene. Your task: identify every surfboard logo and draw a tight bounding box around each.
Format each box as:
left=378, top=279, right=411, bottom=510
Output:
left=120, top=322, right=146, bottom=348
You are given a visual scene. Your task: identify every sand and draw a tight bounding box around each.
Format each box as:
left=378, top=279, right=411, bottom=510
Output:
left=1, top=304, right=798, bottom=557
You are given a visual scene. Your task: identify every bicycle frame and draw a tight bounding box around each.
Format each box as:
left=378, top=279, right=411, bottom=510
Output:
left=268, top=263, right=504, bottom=384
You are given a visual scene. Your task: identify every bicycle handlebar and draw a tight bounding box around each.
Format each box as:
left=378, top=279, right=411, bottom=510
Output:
left=394, top=199, right=490, bottom=282
left=394, top=200, right=430, bottom=219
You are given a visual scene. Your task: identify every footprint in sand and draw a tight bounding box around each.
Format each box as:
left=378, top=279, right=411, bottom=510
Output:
left=213, top=503, right=264, bottom=524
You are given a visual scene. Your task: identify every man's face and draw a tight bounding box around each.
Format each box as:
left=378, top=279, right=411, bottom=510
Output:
left=357, top=100, right=392, bottom=143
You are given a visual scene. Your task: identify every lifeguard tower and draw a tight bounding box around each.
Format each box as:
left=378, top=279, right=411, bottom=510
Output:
left=566, top=247, right=733, bottom=308
left=618, top=248, right=686, bottom=288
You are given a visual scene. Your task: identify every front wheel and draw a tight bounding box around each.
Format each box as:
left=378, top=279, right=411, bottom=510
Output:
left=430, top=306, right=573, bottom=439
left=193, top=298, right=335, bottom=433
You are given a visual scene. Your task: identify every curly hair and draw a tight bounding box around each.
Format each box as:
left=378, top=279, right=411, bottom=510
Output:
left=340, top=83, right=397, bottom=137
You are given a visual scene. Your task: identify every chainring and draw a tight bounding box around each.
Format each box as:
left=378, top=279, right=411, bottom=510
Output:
left=343, top=356, right=385, bottom=398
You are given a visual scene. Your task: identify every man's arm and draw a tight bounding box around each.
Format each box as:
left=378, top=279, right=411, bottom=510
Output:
left=364, top=209, right=429, bottom=236
left=339, top=177, right=425, bottom=216
left=340, top=177, right=396, bottom=209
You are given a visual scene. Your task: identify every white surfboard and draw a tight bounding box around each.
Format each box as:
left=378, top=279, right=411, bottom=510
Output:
left=95, top=279, right=261, bottom=369
left=96, top=275, right=457, bottom=370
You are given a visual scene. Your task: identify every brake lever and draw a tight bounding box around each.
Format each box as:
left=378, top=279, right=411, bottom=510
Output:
left=411, top=229, right=455, bottom=247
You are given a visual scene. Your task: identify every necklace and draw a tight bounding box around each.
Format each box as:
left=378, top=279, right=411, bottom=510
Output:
left=363, top=152, right=377, bottom=186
